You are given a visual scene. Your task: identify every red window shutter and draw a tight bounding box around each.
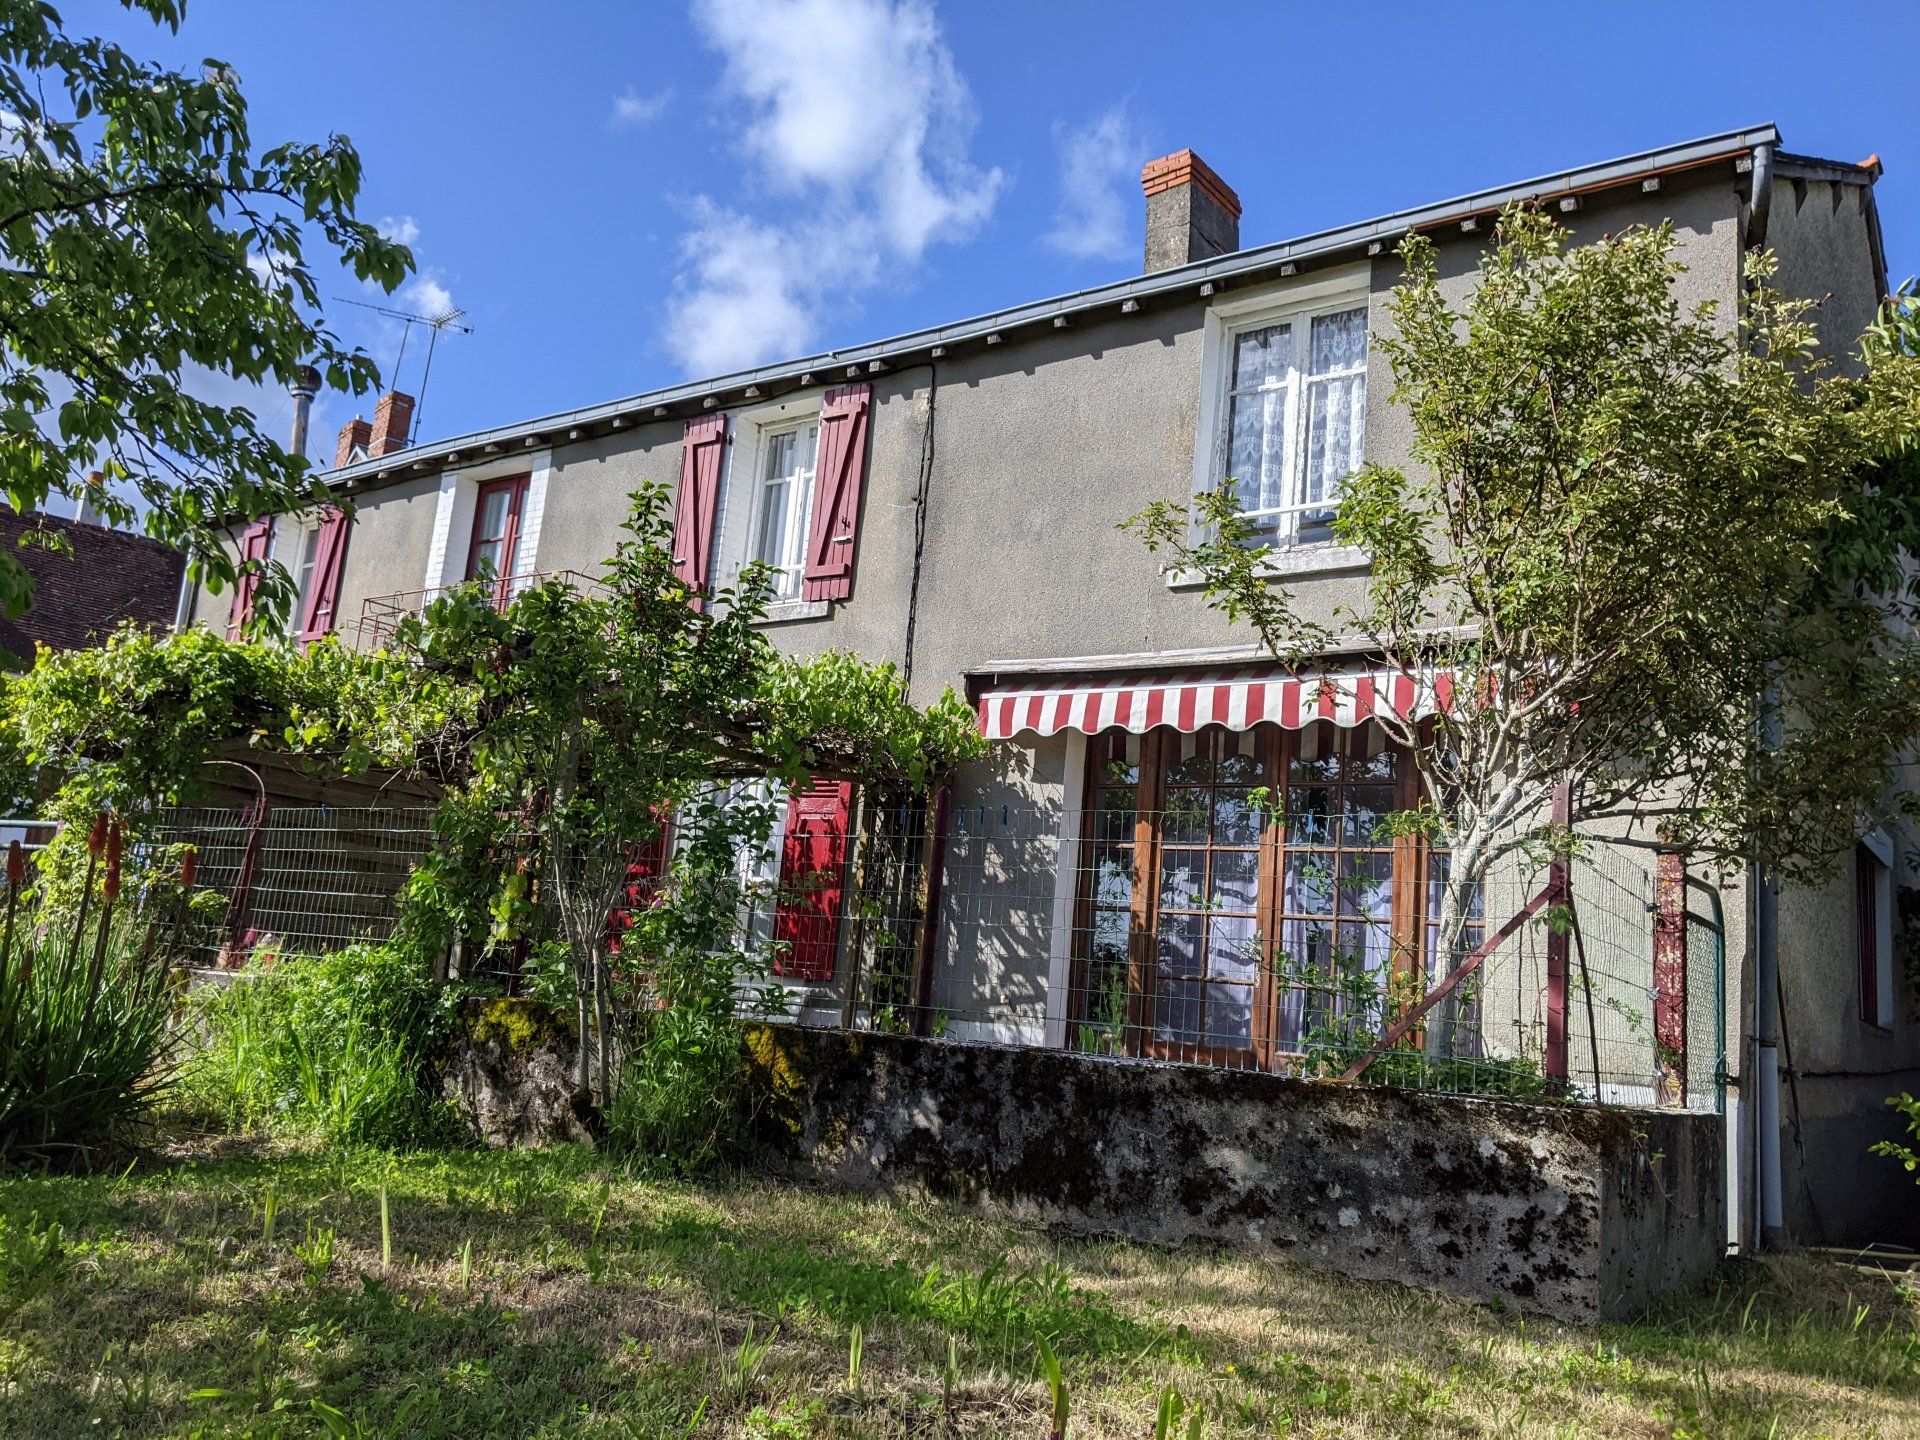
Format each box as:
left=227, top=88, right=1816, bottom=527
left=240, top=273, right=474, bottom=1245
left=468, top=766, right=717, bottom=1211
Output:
left=672, top=415, right=728, bottom=600
left=297, top=507, right=352, bottom=644
left=801, top=383, right=872, bottom=602
left=227, top=518, right=274, bottom=638
left=607, top=813, right=672, bottom=956
left=772, top=779, right=853, bottom=981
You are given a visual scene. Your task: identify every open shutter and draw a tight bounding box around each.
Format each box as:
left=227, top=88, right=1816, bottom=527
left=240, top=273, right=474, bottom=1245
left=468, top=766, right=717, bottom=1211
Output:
left=607, top=812, right=672, bottom=959
left=672, top=414, right=728, bottom=600
left=227, top=518, right=274, bottom=638
left=296, top=507, right=352, bottom=644
left=772, top=779, right=852, bottom=981
left=801, top=383, right=872, bottom=602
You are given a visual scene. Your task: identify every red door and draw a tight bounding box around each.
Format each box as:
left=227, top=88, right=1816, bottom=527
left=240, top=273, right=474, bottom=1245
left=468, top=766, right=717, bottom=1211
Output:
left=772, top=780, right=853, bottom=981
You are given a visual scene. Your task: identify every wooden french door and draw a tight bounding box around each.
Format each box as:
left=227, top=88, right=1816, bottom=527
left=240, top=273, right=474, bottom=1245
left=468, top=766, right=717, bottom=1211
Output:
left=1072, top=720, right=1425, bottom=1070
left=466, top=474, right=530, bottom=607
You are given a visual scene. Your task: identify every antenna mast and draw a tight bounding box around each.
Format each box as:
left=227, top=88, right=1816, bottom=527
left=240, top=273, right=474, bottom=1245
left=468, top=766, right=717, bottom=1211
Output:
left=333, top=297, right=473, bottom=444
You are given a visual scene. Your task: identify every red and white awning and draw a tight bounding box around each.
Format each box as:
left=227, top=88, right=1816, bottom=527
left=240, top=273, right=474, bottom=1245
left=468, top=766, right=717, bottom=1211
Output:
left=977, top=667, right=1454, bottom=741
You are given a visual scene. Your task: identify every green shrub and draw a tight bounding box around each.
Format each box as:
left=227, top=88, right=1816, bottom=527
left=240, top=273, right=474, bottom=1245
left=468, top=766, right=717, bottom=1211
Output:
left=181, top=943, right=463, bottom=1148
left=0, top=915, right=178, bottom=1165
left=603, top=1003, right=747, bottom=1174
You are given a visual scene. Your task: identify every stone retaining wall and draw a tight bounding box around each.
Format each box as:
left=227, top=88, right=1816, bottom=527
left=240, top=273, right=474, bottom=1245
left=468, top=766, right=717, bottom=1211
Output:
left=743, top=1025, right=1724, bottom=1323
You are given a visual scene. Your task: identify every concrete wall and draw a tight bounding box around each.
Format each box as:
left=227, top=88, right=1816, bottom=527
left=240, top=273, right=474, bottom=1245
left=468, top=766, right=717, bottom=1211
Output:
left=744, top=1024, right=1725, bottom=1323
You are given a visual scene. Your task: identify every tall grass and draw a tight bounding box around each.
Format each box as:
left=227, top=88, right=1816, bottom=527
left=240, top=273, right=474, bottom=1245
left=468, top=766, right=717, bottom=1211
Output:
left=181, top=943, right=460, bottom=1148
left=0, top=914, right=179, bottom=1165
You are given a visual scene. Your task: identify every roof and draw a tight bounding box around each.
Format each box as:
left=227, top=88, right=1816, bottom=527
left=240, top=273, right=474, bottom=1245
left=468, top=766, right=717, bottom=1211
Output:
left=329, top=123, right=1875, bottom=496
left=0, top=509, right=185, bottom=663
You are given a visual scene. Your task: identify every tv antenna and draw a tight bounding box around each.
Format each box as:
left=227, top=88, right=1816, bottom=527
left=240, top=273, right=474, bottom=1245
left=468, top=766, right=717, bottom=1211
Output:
left=333, top=296, right=473, bottom=443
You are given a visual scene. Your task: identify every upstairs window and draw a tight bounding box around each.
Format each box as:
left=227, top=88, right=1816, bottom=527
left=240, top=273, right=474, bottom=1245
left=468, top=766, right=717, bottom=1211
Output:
left=466, top=474, right=530, bottom=604
left=1205, top=290, right=1369, bottom=550
left=751, top=421, right=819, bottom=599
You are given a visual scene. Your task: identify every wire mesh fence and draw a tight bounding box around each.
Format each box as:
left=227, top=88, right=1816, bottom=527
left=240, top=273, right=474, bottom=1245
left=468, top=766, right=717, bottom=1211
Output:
left=146, top=805, right=435, bottom=965
left=141, top=788, right=1723, bottom=1113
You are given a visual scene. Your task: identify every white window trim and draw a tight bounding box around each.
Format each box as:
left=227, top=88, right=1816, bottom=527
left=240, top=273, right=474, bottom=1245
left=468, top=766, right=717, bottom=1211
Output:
left=1173, top=265, right=1372, bottom=586
left=423, top=449, right=552, bottom=593
left=268, top=511, right=325, bottom=638
left=716, top=394, right=832, bottom=623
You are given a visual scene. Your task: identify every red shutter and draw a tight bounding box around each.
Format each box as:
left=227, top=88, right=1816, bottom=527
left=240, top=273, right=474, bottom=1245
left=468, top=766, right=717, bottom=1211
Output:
left=297, top=507, right=352, bottom=644
left=227, top=518, right=274, bottom=638
left=772, top=779, right=852, bottom=981
left=672, top=415, right=728, bottom=601
left=607, top=813, right=672, bottom=958
left=801, top=383, right=872, bottom=602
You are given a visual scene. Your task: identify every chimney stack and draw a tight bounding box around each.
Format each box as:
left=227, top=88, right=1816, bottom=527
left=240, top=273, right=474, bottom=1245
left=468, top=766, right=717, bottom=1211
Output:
left=1141, top=150, right=1241, bottom=274
left=335, top=416, right=372, bottom=469
left=370, top=391, right=415, bottom=458
left=288, top=364, right=321, bottom=461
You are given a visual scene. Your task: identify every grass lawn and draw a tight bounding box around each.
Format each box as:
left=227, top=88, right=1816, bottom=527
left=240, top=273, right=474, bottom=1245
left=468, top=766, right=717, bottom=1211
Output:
left=0, top=1136, right=1914, bottom=1439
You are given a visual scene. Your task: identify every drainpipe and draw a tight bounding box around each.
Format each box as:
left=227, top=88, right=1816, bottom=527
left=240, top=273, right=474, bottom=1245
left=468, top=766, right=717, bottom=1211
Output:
left=1744, top=138, right=1786, bottom=1251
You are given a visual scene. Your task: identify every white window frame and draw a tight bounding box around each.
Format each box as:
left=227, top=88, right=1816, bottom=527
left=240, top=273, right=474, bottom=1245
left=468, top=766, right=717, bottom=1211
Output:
left=748, top=418, right=820, bottom=600
left=716, top=394, right=831, bottom=623
left=1181, top=266, right=1372, bottom=581
left=423, top=449, right=552, bottom=595
left=266, top=513, right=323, bottom=640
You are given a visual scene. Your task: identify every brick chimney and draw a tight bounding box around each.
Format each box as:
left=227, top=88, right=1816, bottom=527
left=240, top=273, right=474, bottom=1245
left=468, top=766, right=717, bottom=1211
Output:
left=370, top=391, right=415, bottom=458
left=1141, top=150, right=1241, bottom=273
left=335, top=417, right=372, bottom=469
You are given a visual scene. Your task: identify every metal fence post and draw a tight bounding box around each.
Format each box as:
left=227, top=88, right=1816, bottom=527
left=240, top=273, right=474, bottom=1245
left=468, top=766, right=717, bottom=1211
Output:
left=1545, top=782, right=1570, bottom=1081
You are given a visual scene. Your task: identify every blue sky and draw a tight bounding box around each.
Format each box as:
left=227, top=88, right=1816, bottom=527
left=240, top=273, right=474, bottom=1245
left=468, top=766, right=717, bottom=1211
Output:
left=65, top=0, right=1920, bottom=460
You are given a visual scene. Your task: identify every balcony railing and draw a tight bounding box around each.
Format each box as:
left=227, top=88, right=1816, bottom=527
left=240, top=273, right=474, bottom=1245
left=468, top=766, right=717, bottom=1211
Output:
left=354, top=570, right=602, bottom=650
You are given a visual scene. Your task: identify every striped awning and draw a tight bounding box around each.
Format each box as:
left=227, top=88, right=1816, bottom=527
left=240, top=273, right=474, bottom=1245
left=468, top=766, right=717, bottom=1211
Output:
left=977, top=666, right=1454, bottom=741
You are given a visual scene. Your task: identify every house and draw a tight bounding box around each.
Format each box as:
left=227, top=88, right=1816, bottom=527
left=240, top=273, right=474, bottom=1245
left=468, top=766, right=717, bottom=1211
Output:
left=0, top=503, right=185, bottom=665
left=176, top=123, right=1916, bottom=1256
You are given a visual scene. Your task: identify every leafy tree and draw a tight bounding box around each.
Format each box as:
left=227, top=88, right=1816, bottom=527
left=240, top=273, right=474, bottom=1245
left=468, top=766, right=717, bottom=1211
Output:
left=391, top=483, right=981, bottom=1091
left=0, top=0, right=411, bottom=620
left=1129, top=209, right=1920, bottom=986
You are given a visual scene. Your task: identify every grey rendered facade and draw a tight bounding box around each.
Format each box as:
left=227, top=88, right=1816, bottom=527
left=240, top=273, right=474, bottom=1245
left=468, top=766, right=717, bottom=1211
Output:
left=181, top=124, right=1916, bottom=1251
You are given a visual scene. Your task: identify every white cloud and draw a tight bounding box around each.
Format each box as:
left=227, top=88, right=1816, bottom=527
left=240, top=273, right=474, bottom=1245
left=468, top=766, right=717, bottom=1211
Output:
left=664, top=0, right=1003, bottom=376
left=402, top=271, right=456, bottom=320
left=378, top=214, right=421, bottom=247
left=609, top=86, right=673, bottom=130
left=1043, top=102, right=1147, bottom=263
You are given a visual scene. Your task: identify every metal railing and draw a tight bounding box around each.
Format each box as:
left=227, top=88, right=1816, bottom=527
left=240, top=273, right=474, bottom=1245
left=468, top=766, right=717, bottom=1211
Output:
left=354, top=569, right=603, bottom=650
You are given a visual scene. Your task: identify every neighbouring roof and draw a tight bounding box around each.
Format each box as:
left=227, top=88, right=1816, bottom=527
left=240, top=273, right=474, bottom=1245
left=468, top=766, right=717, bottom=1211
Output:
left=329, top=123, right=1877, bottom=495
left=0, top=509, right=185, bottom=663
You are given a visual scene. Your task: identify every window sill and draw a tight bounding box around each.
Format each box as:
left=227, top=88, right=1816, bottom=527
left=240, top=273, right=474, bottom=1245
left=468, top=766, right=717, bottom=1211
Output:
left=1165, top=543, right=1369, bottom=589
left=757, top=597, right=832, bottom=625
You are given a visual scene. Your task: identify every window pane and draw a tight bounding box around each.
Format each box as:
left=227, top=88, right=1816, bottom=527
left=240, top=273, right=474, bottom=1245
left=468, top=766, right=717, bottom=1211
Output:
left=1310, top=308, right=1367, bottom=374
left=1207, top=914, right=1259, bottom=982
left=1163, top=788, right=1211, bottom=845
left=755, top=478, right=790, bottom=570
left=1337, top=851, right=1394, bottom=920
left=1155, top=978, right=1203, bottom=1042
left=1204, top=983, right=1253, bottom=1046
left=1343, top=784, right=1396, bottom=845
left=1090, top=907, right=1130, bottom=966
left=1284, top=851, right=1337, bottom=915
left=1215, top=731, right=1270, bottom=784
left=1232, top=323, right=1291, bottom=390
left=1159, top=851, right=1207, bottom=911
left=1166, top=731, right=1214, bottom=784
left=1227, top=387, right=1288, bottom=518
left=1290, top=721, right=1340, bottom=781
left=1157, top=913, right=1202, bottom=978
left=476, top=487, right=511, bottom=541
left=1304, top=373, right=1365, bottom=507
left=1210, top=849, right=1260, bottom=911
left=1093, top=856, right=1133, bottom=908
left=1286, top=787, right=1337, bottom=846
left=1213, top=789, right=1261, bottom=846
